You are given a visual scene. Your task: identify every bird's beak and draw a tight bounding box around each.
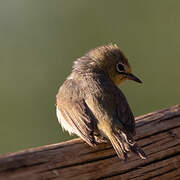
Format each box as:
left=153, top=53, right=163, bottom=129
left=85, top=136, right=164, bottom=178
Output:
left=126, top=73, right=142, bottom=83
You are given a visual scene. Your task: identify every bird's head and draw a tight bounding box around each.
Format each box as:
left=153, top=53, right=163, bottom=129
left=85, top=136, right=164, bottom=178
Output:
left=86, top=44, right=142, bottom=86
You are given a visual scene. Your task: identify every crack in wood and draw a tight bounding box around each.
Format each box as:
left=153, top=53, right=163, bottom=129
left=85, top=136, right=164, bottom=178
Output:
left=99, top=151, right=180, bottom=179
left=136, top=124, right=180, bottom=142
left=147, top=168, right=178, bottom=180
left=128, top=164, right=170, bottom=179
left=38, top=154, right=117, bottom=174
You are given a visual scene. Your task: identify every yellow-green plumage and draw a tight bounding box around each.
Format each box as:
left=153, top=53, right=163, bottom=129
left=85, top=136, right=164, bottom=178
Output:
left=56, top=44, right=146, bottom=160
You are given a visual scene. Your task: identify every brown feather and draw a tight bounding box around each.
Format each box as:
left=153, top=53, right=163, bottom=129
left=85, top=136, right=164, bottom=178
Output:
left=56, top=44, right=146, bottom=160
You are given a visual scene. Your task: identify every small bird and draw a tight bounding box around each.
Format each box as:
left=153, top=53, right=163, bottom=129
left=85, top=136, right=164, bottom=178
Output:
left=56, top=44, right=146, bottom=160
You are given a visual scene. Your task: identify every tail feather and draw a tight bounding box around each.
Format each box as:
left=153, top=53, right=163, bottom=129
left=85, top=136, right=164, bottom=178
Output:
left=109, top=135, right=127, bottom=160
left=109, top=130, right=146, bottom=160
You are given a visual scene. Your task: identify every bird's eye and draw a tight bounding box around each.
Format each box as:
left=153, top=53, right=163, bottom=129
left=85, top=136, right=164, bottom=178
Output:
left=116, top=63, right=125, bottom=72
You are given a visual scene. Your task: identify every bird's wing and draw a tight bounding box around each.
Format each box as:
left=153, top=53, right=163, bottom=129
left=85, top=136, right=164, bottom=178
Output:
left=56, top=79, right=96, bottom=147
left=115, top=89, right=136, bottom=135
left=112, top=90, right=146, bottom=159
left=99, top=80, right=145, bottom=159
left=95, top=75, right=136, bottom=136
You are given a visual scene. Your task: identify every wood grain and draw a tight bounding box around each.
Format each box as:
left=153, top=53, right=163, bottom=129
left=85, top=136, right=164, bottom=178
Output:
left=0, top=105, right=180, bottom=180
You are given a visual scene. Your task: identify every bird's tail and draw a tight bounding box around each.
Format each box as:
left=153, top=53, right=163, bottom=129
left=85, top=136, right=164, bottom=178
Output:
left=109, top=130, right=146, bottom=160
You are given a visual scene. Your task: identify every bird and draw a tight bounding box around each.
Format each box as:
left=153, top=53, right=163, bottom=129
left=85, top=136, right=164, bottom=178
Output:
left=56, top=44, right=146, bottom=160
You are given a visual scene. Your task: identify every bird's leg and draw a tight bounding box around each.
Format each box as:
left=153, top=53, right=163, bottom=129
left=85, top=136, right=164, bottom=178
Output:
left=94, top=133, right=108, bottom=144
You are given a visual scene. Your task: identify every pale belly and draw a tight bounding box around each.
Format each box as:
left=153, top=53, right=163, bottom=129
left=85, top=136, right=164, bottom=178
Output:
left=56, top=107, right=75, bottom=135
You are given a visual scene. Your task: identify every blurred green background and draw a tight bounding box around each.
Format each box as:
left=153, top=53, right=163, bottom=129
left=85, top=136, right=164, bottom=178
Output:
left=0, top=0, right=179, bottom=155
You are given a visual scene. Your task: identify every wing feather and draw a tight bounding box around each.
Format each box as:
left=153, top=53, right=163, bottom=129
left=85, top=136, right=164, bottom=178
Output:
left=116, top=91, right=136, bottom=135
left=56, top=79, right=96, bottom=147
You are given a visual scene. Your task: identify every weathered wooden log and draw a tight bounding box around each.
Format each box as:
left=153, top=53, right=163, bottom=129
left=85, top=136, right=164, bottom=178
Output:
left=0, top=105, right=180, bottom=180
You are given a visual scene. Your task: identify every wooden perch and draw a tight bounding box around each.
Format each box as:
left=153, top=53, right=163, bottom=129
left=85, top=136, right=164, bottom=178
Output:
left=0, top=105, right=180, bottom=180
